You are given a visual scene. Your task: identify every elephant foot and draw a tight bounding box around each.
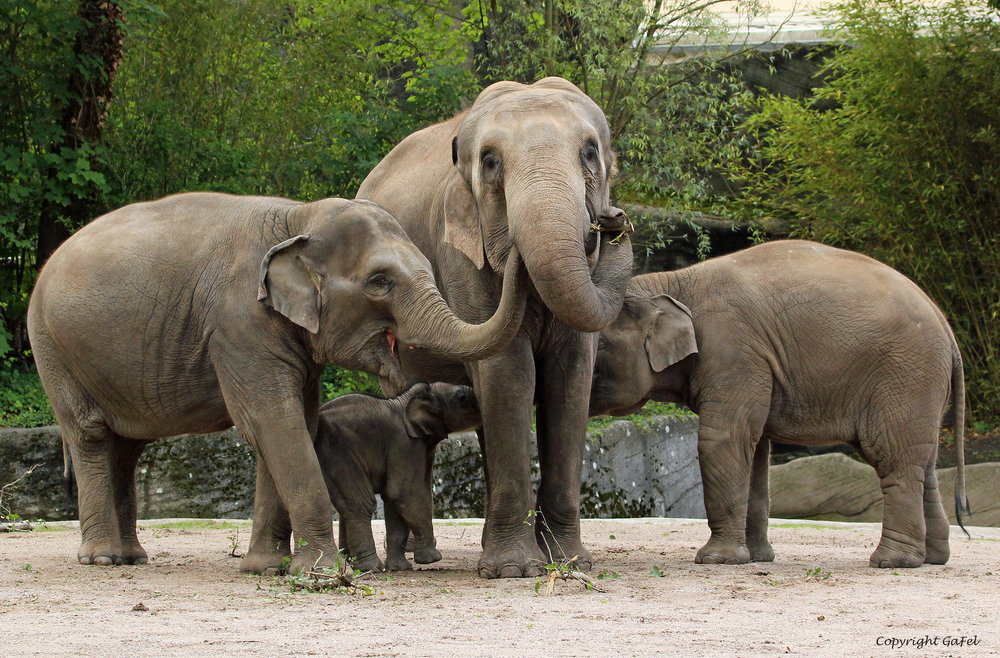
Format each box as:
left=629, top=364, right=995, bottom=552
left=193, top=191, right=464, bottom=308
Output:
left=240, top=549, right=292, bottom=575
left=289, top=547, right=345, bottom=575
left=477, top=541, right=546, bottom=579
left=536, top=534, right=593, bottom=571
left=868, top=541, right=924, bottom=569
left=924, top=538, right=950, bottom=565
left=747, top=537, right=775, bottom=563
left=413, top=547, right=442, bottom=565
left=348, top=553, right=385, bottom=574
left=385, top=554, right=414, bottom=571
left=695, top=538, right=752, bottom=565
left=78, top=540, right=132, bottom=566
left=404, top=533, right=436, bottom=554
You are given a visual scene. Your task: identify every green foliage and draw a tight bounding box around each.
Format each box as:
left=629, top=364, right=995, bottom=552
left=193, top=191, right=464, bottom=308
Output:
left=0, top=360, right=56, bottom=428
left=104, top=0, right=472, bottom=205
left=587, top=400, right=696, bottom=433
left=320, top=364, right=382, bottom=402
left=806, top=566, right=832, bottom=581
left=732, top=0, right=1000, bottom=421
left=0, top=0, right=113, bottom=360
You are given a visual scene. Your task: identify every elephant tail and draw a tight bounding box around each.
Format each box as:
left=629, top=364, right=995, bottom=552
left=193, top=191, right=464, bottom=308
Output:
left=950, top=338, right=971, bottom=538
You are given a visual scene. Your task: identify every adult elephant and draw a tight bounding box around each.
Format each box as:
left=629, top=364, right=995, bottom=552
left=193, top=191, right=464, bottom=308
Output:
left=357, top=77, right=634, bottom=578
left=589, top=240, right=969, bottom=568
left=27, top=192, right=527, bottom=574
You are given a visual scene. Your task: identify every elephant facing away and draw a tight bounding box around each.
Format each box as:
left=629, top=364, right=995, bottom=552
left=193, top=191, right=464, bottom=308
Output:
left=314, top=382, right=481, bottom=572
left=27, top=192, right=527, bottom=574
left=358, top=77, right=634, bottom=578
left=589, top=240, right=969, bottom=568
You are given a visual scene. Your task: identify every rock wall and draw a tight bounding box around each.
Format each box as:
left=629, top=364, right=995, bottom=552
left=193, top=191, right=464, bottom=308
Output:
left=769, top=453, right=1000, bottom=527
left=427, top=417, right=704, bottom=520
left=5, top=425, right=995, bottom=527
left=0, top=418, right=705, bottom=523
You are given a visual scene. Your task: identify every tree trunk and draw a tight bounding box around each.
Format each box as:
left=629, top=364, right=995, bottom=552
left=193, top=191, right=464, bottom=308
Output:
left=36, top=0, right=124, bottom=266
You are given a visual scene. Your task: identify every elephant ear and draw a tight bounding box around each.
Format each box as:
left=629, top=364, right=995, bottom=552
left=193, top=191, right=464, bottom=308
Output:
left=442, top=169, right=487, bottom=270
left=257, top=235, right=321, bottom=334
left=404, top=392, right=449, bottom=441
left=645, top=295, right=698, bottom=373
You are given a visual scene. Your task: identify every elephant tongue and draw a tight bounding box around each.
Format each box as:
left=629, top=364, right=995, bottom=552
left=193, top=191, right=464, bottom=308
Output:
left=386, top=329, right=397, bottom=359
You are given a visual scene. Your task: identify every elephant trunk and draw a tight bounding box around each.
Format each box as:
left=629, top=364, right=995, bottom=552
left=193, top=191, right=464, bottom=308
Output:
left=392, top=246, right=528, bottom=360
left=508, top=178, right=632, bottom=333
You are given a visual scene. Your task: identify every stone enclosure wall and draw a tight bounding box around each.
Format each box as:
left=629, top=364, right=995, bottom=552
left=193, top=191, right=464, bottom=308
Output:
left=2, top=421, right=996, bottom=528
left=0, top=417, right=705, bottom=523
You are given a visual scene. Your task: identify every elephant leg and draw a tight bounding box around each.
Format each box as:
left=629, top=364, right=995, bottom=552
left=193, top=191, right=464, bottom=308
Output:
left=922, top=456, right=950, bottom=565
left=241, top=458, right=293, bottom=574
left=218, top=366, right=337, bottom=575
left=110, top=436, right=152, bottom=565
left=66, top=423, right=125, bottom=566
left=477, top=427, right=491, bottom=550
left=383, top=500, right=413, bottom=571
left=468, top=336, right=545, bottom=579
left=694, top=391, right=770, bottom=566
left=860, top=418, right=937, bottom=568
left=745, top=438, right=774, bottom=563
left=340, top=506, right=382, bottom=573
left=387, top=491, right=441, bottom=566
left=533, top=333, right=595, bottom=570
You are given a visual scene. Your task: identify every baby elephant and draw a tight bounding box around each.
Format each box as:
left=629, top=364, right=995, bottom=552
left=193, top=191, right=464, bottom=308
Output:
left=314, top=382, right=481, bottom=572
left=590, top=239, right=968, bottom=569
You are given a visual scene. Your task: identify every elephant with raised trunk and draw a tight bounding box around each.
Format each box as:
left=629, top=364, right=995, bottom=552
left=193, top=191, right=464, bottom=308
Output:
left=589, top=240, right=969, bottom=568
left=27, top=192, right=527, bottom=574
left=358, top=77, right=633, bottom=578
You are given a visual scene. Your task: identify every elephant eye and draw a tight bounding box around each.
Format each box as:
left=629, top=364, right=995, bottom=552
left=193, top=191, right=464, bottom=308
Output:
left=480, top=151, right=502, bottom=179
left=597, top=334, right=610, bottom=351
left=583, top=142, right=600, bottom=165
left=364, top=273, right=393, bottom=296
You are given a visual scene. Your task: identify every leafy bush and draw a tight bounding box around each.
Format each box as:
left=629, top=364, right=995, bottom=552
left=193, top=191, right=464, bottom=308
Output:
left=0, top=361, right=56, bottom=428
left=733, top=0, right=1000, bottom=421
left=321, top=365, right=383, bottom=403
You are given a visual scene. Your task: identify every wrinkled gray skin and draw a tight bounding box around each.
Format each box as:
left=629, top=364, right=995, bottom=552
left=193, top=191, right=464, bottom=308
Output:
left=358, top=77, right=634, bottom=578
left=314, top=382, right=481, bottom=572
left=27, top=192, right=527, bottom=575
left=590, top=240, right=969, bottom=568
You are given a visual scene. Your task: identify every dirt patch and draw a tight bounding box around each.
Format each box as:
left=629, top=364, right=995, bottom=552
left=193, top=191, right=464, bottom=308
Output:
left=2, top=518, right=998, bottom=657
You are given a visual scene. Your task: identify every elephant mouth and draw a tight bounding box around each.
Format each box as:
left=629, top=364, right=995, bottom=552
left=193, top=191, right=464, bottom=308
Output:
left=385, top=328, right=398, bottom=360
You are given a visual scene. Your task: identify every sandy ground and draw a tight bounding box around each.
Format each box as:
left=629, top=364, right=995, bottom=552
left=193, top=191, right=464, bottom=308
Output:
left=1, top=517, right=998, bottom=657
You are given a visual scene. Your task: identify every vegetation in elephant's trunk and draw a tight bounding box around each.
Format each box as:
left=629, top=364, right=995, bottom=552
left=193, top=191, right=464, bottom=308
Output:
left=508, top=188, right=632, bottom=334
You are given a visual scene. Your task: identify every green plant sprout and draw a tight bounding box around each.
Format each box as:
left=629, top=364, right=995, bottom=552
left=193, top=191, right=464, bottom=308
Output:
left=806, top=566, right=832, bottom=581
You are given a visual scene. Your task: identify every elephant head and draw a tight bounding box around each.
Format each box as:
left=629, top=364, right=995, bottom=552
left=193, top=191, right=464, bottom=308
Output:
left=445, top=77, right=633, bottom=333
left=403, top=382, right=482, bottom=441
left=590, top=291, right=698, bottom=417
left=257, top=199, right=527, bottom=390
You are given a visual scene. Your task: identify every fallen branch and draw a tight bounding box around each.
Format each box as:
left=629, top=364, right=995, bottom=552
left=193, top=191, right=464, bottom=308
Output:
left=0, top=464, right=41, bottom=528
left=537, top=556, right=604, bottom=595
